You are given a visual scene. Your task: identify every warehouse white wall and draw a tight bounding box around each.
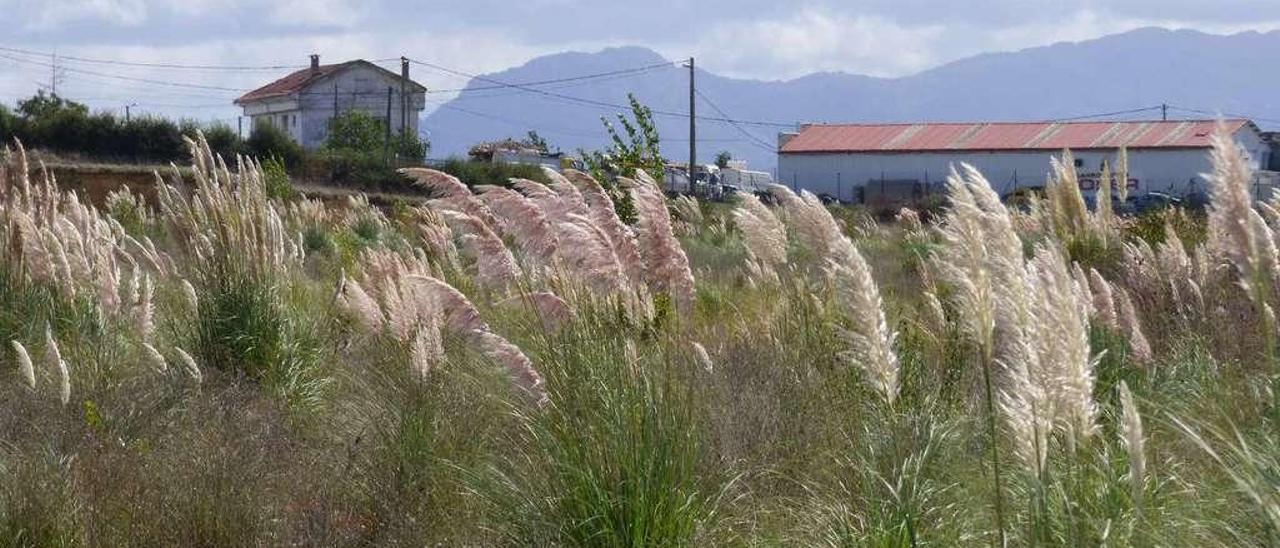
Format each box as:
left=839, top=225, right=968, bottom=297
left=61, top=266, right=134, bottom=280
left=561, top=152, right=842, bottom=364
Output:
left=777, top=127, right=1270, bottom=201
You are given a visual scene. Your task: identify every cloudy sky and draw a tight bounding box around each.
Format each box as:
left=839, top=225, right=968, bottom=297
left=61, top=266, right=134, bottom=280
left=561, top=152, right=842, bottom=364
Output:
left=2, top=0, right=1278, bottom=123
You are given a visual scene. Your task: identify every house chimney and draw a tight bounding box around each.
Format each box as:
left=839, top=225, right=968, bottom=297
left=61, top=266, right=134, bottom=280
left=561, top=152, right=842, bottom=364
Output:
left=310, top=54, right=320, bottom=73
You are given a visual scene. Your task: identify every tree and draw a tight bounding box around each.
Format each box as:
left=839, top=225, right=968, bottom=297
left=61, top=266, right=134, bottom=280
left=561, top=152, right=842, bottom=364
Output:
left=715, top=150, right=732, bottom=169
left=18, top=92, right=87, bottom=119
left=201, top=123, right=247, bottom=161
left=583, top=93, right=663, bottom=182
left=579, top=94, right=663, bottom=223
left=320, top=110, right=426, bottom=187
left=247, top=123, right=304, bottom=169
left=525, top=130, right=552, bottom=153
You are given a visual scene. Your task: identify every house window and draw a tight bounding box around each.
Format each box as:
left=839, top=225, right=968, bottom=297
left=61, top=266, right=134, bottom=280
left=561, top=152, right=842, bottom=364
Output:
left=1073, top=158, right=1084, bottom=168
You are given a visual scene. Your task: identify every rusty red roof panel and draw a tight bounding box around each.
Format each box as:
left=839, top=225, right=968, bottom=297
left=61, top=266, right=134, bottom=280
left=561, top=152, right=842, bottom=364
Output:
left=780, top=119, right=1250, bottom=153
left=891, top=124, right=973, bottom=150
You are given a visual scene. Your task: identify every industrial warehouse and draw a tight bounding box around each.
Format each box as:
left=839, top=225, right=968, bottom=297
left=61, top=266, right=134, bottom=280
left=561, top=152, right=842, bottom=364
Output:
left=776, top=119, right=1275, bottom=205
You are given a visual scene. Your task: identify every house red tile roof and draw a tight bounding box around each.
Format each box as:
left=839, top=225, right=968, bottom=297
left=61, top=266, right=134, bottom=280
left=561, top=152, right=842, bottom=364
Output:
left=779, top=119, right=1252, bottom=153
left=235, top=62, right=352, bottom=104
left=234, top=60, right=426, bottom=104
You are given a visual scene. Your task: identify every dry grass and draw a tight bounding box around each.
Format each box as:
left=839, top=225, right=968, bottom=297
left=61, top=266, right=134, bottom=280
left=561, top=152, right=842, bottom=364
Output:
left=0, top=131, right=1277, bottom=546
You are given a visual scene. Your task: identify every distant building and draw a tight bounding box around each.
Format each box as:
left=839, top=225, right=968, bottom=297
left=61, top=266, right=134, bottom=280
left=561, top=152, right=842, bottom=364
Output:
left=234, top=55, right=426, bottom=150
left=776, top=119, right=1273, bottom=202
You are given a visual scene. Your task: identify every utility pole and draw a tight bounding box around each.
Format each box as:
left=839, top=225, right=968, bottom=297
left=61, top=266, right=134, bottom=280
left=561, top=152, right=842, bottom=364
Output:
left=1161, top=103, right=1168, bottom=121
left=686, top=57, right=696, bottom=197
left=400, top=57, right=409, bottom=138
left=46, top=51, right=65, bottom=96
left=125, top=104, right=134, bottom=123
left=385, top=86, right=393, bottom=165
left=237, top=116, right=243, bottom=139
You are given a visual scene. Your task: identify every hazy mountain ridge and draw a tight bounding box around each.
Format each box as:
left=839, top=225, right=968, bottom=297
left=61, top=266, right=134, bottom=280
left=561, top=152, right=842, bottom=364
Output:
left=424, top=28, right=1280, bottom=170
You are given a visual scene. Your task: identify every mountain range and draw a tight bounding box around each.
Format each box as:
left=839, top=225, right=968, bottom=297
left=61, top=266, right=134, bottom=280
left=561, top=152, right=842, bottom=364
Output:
left=422, top=27, right=1280, bottom=171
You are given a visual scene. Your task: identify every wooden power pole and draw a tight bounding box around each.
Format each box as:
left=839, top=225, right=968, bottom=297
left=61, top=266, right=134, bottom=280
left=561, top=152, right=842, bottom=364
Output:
left=385, top=87, right=393, bottom=164
left=687, top=57, right=696, bottom=196
left=400, top=57, right=409, bottom=138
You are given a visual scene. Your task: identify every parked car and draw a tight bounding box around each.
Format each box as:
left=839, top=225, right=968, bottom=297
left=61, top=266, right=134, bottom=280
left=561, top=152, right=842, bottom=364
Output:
left=1127, top=192, right=1182, bottom=214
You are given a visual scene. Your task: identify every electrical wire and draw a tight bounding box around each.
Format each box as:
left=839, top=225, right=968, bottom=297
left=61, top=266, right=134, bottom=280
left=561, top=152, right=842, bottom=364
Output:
left=694, top=89, right=777, bottom=152
left=406, top=57, right=796, bottom=128
left=0, top=52, right=249, bottom=92
left=1166, top=104, right=1280, bottom=126
left=1046, top=105, right=1166, bottom=122
left=0, top=44, right=305, bottom=71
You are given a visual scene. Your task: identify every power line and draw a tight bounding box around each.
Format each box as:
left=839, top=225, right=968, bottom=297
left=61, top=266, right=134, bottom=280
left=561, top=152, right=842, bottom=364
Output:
left=1165, top=104, right=1280, bottom=126
left=432, top=101, right=746, bottom=143
left=427, top=61, right=675, bottom=94
left=0, top=44, right=305, bottom=71
left=1047, top=105, right=1166, bottom=122
left=406, top=56, right=796, bottom=128
left=694, top=88, right=776, bottom=152
left=0, top=52, right=249, bottom=92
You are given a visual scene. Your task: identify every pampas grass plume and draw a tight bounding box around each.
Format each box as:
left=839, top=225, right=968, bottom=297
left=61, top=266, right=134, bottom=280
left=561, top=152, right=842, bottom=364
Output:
left=142, top=343, right=168, bottom=373
left=12, top=340, right=34, bottom=390
left=174, top=347, right=202, bottom=383
left=1118, top=380, right=1146, bottom=513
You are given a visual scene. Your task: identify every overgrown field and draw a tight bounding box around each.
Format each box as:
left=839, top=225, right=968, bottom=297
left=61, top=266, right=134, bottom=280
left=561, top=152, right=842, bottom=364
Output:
left=0, top=133, right=1277, bottom=547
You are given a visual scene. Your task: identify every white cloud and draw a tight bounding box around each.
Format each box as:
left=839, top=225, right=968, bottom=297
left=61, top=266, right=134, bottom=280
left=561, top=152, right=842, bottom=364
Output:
left=268, top=0, right=367, bottom=27
left=657, top=7, right=1280, bottom=81
left=687, top=9, right=946, bottom=79
left=19, top=0, right=149, bottom=30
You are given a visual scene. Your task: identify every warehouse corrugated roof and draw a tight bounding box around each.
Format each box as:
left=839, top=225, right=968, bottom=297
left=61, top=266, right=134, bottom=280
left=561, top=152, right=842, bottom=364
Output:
left=779, top=119, right=1251, bottom=153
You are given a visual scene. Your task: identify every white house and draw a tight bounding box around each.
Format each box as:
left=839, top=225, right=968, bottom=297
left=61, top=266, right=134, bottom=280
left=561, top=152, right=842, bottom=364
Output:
left=234, top=55, right=427, bottom=150
left=776, top=119, right=1272, bottom=202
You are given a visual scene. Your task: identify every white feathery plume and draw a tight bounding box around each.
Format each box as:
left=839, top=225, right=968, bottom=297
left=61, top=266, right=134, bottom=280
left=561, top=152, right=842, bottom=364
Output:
left=670, top=195, right=704, bottom=227
left=1089, top=269, right=1118, bottom=329
left=1031, top=244, right=1098, bottom=442
left=174, top=347, right=202, bottom=383
left=934, top=170, right=997, bottom=352
left=339, top=275, right=385, bottom=332
left=1205, top=128, right=1275, bottom=305
left=1118, top=380, right=1146, bottom=513
left=561, top=169, right=645, bottom=284
left=733, top=193, right=788, bottom=274
left=496, top=291, right=575, bottom=332
left=552, top=214, right=628, bottom=293
left=539, top=167, right=590, bottom=217
left=400, top=167, right=501, bottom=228
left=404, top=275, right=489, bottom=336
left=999, top=358, right=1051, bottom=474
left=1117, top=287, right=1154, bottom=366
left=628, top=172, right=697, bottom=313
left=410, top=316, right=444, bottom=380
left=896, top=207, right=923, bottom=231
left=476, top=331, right=548, bottom=406
left=1070, top=262, right=1094, bottom=314
left=439, top=210, right=523, bottom=292
left=136, top=274, right=155, bottom=342
left=476, top=185, right=560, bottom=266
left=12, top=340, right=34, bottom=390
left=690, top=341, right=714, bottom=373
left=830, top=247, right=900, bottom=405
left=1096, top=160, right=1115, bottom=235
left=45, top=325, right=70, bottom=405
left=142, top=343, right=168, bottom=373
left=1047, top=150, right=1091, bottom=237
left=767, top=184, right=851, bottom=265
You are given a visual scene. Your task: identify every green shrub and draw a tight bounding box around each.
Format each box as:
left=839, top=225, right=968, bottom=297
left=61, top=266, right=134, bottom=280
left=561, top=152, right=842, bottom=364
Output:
left=247, top=124, right=303, bottom=170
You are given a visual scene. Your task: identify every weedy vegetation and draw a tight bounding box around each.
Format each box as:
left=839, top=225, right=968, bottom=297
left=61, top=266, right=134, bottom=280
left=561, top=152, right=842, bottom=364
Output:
left=0, top=130, right=1277, bottom=547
